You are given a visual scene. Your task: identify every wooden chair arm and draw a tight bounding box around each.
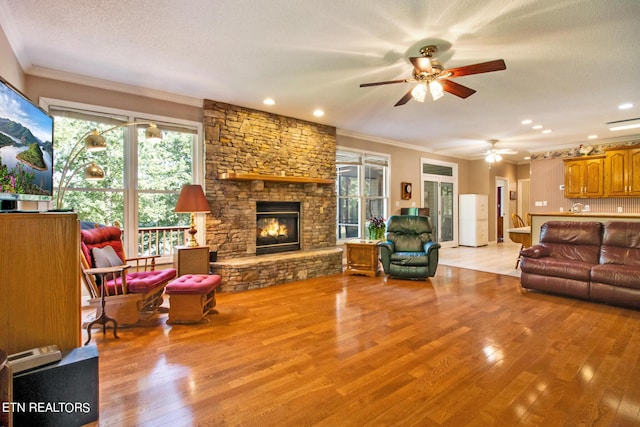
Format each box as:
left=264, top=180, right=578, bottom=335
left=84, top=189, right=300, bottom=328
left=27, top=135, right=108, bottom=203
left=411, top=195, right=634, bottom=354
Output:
left=84, top=265, right=130, bottom=275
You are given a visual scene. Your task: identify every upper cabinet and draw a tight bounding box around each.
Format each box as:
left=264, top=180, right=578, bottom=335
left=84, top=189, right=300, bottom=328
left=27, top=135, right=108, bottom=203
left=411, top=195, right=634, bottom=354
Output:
left=563, top=156, right=604, bottom=198
left=604, top=146, right=640, bottom=196
left=564, top=145, right=640, bottom=198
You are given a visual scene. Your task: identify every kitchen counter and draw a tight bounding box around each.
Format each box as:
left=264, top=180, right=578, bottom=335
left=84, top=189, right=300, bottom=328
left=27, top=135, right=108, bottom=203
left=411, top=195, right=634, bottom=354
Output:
left=530, top=212, right=640, bottom=245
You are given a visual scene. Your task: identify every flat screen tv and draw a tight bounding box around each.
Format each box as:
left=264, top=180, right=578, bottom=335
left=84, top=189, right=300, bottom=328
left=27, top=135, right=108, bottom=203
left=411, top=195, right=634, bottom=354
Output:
left=0, top=76, right=54, bottom=209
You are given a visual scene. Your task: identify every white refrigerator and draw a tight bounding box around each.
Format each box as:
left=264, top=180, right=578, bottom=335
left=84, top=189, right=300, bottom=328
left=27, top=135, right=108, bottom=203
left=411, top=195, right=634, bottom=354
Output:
left=458, top=194, right=488, bottom=247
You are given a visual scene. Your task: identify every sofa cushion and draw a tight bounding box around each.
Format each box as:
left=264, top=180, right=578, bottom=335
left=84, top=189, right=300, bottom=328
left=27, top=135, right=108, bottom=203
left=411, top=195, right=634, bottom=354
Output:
left=106, top=269, right=176, bottom=295
left=590, top=264, right=640, bottom=290
left=81, top=226, right=126, bottom=267
left=390, top=252, right=428, bottom=266
left=538, top=221, right=602, bottom=264
left=519, top=257, right=593, bottom=282
left=599, top=222, right=640, bottom=266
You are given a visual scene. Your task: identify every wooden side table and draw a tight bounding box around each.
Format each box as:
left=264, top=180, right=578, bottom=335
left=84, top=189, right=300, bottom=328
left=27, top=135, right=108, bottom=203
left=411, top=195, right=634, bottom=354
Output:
left=174, top=246, right=210, bottom=276
left=345, top=239, right=381, bottom=277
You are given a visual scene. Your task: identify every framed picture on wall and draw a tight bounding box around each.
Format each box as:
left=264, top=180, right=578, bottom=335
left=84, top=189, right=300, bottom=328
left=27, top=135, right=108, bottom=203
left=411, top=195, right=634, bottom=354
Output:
left=509, top=191, right=517, bottom=200
left=401, top=182, right=412, bottom=200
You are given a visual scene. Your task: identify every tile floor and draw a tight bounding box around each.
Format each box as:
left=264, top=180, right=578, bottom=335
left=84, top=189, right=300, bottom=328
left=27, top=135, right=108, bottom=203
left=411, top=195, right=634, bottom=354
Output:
left=438, top=240, right=522, bottom=277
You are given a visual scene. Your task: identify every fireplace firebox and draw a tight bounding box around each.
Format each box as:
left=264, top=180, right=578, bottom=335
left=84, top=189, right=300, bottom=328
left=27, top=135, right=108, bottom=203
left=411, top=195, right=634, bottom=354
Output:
left=256, top=201, right=301, bottom=255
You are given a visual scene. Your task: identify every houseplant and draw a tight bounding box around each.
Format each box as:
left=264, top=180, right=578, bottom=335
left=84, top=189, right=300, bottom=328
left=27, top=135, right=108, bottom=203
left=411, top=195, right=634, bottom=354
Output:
left=367, top=217, right=386, bottom=240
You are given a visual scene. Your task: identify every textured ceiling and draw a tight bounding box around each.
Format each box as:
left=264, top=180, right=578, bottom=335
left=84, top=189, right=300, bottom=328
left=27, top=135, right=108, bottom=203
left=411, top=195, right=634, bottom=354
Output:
left=1, top=0, right=639, bottom=163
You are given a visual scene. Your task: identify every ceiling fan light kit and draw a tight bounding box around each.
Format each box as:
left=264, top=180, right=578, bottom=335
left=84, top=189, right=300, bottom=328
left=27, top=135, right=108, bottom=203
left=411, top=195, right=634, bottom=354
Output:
left=485, top=153, right=502, bottom=163
left=360, top=44, right=506, bottom=106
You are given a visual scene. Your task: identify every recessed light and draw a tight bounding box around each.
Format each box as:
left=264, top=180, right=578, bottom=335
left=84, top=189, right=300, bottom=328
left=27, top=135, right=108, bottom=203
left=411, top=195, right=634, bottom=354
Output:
left=542, top=129, right=552, bottom=134
left=521, top=119, right=532, bottom=125
left=263, top=98, right=276, bottom=105
left=532, top=125, right=543, bottom=130
left=313, top=109, right=324, bottom=117
left=619, top=103, right=633, bottom=110
left=588, top=135, right=598, bottom=139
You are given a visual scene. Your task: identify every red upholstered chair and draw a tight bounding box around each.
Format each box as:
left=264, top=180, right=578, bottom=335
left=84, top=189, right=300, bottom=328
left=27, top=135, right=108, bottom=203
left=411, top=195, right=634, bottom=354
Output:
left=80, top=226, right=176, bottom=325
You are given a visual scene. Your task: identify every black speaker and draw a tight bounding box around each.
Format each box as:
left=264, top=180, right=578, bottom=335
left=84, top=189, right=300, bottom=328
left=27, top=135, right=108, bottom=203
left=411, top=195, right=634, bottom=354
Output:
left=12, top=345, right=99, bottom=427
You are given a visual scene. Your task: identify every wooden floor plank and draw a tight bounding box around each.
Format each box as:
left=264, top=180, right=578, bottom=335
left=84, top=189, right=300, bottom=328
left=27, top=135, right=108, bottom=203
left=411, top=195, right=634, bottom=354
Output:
left=82, top=266, right=640, bottom=426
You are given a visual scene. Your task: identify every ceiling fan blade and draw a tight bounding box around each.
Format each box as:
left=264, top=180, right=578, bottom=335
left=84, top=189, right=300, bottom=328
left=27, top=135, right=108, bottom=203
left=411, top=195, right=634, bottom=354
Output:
left=360, top=79, right=409, bottom=87
left=410, top=56, right=432, bottom=73
left=444, top=59, right=506, bottom=78
left=441, top=79, right=476, bottom=98
left=394, top=89, right=414, bottom=106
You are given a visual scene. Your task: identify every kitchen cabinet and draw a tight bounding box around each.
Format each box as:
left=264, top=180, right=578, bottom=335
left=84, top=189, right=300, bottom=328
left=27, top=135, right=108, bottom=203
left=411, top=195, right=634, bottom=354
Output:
left=604, top=146, right=640, bottom=196
left=563, top=156, right=604, bottom=198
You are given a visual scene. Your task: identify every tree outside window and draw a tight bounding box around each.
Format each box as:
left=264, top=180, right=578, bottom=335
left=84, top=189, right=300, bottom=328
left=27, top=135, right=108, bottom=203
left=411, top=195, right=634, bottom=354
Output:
left=52, top=107, right=199, bottom=258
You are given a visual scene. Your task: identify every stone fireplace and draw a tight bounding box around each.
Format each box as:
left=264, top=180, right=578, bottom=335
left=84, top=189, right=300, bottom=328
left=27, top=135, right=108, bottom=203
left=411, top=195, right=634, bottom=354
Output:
left=202, top=100, right=342, bottom=292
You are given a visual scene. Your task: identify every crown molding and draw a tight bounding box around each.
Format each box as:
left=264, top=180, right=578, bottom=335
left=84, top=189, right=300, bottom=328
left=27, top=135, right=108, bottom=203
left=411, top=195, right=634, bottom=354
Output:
left=336, top=129, right=436, bottom=154
left=26, top=66, right=203, bottom=108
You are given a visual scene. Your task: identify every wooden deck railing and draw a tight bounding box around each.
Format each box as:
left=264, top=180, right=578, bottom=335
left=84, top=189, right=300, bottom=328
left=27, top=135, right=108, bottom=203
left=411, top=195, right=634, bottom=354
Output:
left=136, top=225, right=190, bottom=257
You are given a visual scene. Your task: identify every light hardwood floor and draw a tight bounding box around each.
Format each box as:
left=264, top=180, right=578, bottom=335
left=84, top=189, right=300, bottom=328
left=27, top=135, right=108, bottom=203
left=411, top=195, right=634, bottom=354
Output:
left=82, top=261, right=640, bottom=426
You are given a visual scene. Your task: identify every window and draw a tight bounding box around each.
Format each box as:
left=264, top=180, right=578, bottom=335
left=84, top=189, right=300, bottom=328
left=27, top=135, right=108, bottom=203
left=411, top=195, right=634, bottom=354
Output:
left=336, top=149, right=389, bottom=240
left=48, top=101, right=202, bottom=259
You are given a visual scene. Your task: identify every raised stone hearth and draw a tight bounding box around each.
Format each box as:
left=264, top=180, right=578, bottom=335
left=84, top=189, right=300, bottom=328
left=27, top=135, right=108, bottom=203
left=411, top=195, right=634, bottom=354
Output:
left=202, top=100, right=342, bottom=291
left=212, top=248, right=343, bottom=292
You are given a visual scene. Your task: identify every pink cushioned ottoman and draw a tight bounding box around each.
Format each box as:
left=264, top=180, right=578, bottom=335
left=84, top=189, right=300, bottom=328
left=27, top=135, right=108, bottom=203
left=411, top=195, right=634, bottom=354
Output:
left=165, top=274, right=222, bottom=323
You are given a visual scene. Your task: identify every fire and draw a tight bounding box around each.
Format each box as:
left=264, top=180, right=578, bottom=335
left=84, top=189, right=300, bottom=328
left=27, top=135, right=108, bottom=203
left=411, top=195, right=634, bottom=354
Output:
left=258, top=218, right=288, bottom=238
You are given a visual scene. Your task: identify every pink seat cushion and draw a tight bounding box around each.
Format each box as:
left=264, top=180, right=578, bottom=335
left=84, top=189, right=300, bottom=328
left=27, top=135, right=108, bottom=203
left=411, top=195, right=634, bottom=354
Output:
left=166, top=274, right=222, bottom=295
left=106, top=269, right=176, bottom=294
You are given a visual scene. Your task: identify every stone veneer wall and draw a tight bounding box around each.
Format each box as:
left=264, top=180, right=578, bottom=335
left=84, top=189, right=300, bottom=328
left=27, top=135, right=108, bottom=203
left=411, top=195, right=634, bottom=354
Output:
left=202, top=100, right=341, bottom=290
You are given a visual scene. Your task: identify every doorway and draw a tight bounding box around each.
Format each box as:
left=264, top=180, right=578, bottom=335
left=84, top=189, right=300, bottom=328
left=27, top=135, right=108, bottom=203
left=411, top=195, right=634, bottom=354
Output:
left=421, top=158, right=458, bottom=248
left=495, top=176, right=509, bottom=242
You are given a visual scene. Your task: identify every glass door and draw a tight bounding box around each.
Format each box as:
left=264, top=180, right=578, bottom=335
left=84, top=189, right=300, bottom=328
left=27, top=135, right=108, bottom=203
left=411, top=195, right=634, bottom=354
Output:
left=423, top=178, right=456, bottom=247
left=421, top=158, right=458, bottom=248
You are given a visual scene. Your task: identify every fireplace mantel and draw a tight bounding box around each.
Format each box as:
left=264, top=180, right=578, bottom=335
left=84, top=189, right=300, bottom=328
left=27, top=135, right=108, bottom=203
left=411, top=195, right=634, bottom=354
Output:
left=218, top=172, right=333, bottom=185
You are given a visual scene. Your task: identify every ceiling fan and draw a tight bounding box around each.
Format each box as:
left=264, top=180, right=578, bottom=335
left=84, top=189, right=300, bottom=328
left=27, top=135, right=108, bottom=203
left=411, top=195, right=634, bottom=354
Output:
left=481, top=140, right=517, bottom=163
left=360, top=45, right=506, bottom=106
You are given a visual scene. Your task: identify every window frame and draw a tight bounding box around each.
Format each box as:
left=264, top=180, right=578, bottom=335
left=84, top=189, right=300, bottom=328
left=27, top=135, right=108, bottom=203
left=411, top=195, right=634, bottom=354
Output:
left=42, top=98, right=204, bottom=260
left=336, top=147, right=390, bottom=242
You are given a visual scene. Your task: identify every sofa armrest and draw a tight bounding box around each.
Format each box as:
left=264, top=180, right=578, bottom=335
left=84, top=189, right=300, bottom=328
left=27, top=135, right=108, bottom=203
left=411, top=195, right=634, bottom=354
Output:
left=424, top=241, right=441, bottom=255
left=520, top=245, right=551, bottom=259
left=377, top=241, right=395, bottom=273
left=424, top=241, right=441, bottom=277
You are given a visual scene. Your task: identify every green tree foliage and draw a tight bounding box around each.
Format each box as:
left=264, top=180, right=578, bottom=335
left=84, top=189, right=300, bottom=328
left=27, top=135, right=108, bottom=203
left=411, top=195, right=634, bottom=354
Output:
left=54, top=117, right=193, bottom=230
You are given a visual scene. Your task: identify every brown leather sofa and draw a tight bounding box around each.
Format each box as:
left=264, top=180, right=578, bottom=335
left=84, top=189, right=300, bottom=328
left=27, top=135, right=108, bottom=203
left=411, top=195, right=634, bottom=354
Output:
left=519, top=221, right=640, bottom=309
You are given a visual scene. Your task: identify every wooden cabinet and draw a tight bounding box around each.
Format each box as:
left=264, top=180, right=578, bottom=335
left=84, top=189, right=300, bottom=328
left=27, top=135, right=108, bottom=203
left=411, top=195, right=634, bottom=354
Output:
left=563, top=156, right=604, bottom=198
left=0, top=213, right=80, bottom=355
left=345, top=240, right=381, bottom=277
left=604, top=146, right=640, bottom=196
left=174, top=246, right=210, bottom=276
left=0, top=349, right=11, bottom=427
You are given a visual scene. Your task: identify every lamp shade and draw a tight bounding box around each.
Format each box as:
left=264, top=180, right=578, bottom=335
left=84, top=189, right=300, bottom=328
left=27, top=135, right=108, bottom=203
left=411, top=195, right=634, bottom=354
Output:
left=84, top=162, right=105, bottom=181
left=174, top=184, right=211, bottom=213
left=145, top=122, right=163, bottom=143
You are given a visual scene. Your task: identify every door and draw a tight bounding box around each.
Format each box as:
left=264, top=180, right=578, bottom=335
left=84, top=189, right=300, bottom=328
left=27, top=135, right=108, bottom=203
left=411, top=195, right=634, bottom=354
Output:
left=423, top=178, right=456, bottom=247
left=421, top=158, right=458, bottom=248
left=496, top=186, right=504, bottom=242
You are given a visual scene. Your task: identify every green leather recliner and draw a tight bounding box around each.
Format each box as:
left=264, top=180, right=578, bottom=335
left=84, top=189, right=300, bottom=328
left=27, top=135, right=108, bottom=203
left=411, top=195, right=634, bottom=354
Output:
left=378, top=215, right=441, bottom=279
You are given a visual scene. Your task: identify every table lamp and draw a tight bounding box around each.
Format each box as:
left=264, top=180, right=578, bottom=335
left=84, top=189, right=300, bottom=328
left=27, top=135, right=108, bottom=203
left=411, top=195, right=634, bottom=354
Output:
left=174, top=184, right=211, bottom=247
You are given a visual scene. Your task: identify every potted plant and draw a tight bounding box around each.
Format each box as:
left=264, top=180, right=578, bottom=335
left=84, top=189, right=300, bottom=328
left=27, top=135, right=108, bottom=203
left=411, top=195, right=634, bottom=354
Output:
left=367, top=217, right=386, bottom=240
